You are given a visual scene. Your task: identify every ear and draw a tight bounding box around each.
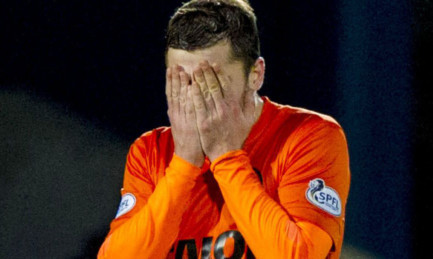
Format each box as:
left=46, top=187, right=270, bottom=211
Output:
left=247, top=57, right=265, bottom=91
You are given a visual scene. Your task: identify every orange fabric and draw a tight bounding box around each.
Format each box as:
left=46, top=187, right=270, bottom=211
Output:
left=98, top=97, right=350, bottom=259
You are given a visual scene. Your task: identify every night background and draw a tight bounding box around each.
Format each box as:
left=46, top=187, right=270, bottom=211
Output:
left=0, top=0, right=431, bottom=258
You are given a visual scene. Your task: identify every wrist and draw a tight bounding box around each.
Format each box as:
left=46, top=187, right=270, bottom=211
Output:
left=208, top=147, right=241, bottom=162
left=169, top=153, right=203, bottom=179
left=174, top=151, right=204, bottom=168
left=188, top=157, right=205, bottom=168
left=210, top=150, right=249, bottom=172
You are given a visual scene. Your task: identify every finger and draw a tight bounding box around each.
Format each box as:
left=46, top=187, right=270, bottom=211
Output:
left=180, top=64, right=191, bottom=85
left=179, top=70, right=188, bottom=122
left=185, top=84, right=196, bottom=122
left=165, top=67, right=173, bottom=112
left=180, top=69, right=189, bottom=89
left=171, top=65, right=181, bottom=115
left=213, top=63, right=231, bottom=93
left=193, top=64, right=215, bottom=112
left=191, top=81, right=208, bottom=123
left=202, top=62, right=224, bottom=110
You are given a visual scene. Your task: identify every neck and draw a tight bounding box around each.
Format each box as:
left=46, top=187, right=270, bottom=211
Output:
left=253, top=93, right=264, bottom=122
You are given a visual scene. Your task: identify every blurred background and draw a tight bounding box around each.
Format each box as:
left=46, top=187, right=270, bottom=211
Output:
left=0, top=0, right=431, bottom=258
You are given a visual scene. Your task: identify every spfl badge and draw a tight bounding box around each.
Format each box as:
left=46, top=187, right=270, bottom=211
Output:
left=115, top=193, right=136, bottom=218
left=306, top=178, right=342, bottom=217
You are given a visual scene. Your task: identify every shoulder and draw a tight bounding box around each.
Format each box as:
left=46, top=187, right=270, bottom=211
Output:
left=262, top=99, right=348, bottom=165
left=290, top=108, right=346, bottom=149
left=271, top=102, right=350, bottom=185
left=126, top=126, right=174, bottom=174
left=130, top=126, right=173, bottom=152
left=291, top=107, right=344, bottom=140
left=266, top=98, right=345, bottom=139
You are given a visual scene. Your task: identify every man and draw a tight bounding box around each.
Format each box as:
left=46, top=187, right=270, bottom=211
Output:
left=98, top=0, right=350, bottom=258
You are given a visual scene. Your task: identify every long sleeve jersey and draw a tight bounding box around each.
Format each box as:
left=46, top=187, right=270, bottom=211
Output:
left=98, top=97, right=351, bottom=259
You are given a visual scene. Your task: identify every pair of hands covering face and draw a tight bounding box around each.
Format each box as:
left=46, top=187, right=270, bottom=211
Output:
left=166, top=61, right=257, bottom=167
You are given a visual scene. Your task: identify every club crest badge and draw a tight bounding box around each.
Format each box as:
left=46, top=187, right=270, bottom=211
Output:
left=306, top=178, right=341, bottom=216
left=115, top=193, right=136, bottom=218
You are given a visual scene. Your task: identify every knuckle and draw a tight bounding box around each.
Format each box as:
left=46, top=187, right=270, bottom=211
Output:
left=209, top=84, right=219, bottom=91
left=187, top=109, right=195, bottom=116
left=196, top=76, right=204, bottom=83
left=195, top=101, right=205, bottom=110
left=203, top=90, right=210, bottom=99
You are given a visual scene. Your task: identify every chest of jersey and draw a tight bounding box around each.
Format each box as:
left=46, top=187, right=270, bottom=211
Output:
left=165, top=150, right=281, bottom=259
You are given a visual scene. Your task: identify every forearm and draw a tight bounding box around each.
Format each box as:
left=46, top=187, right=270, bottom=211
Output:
left=98, top=155, right=202, bottom=259
left=212, top=150, right=332, bottom=259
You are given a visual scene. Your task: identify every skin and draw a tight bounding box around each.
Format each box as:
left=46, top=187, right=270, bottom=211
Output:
left=166, top=40, right=265, bottom=167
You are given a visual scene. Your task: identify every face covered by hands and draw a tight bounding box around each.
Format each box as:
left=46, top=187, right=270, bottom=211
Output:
left=166, top=41, right=265, bottom=166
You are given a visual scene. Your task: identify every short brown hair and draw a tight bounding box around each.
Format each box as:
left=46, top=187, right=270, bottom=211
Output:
left=165, top=0, right=260, bottom=75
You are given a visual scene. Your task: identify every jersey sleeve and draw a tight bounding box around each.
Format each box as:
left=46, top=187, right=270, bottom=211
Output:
left=211, top=120, right=350, bottom=259
left=277, top=119, right=351, bottom=256
left=98, top=135, right=203, bottom=259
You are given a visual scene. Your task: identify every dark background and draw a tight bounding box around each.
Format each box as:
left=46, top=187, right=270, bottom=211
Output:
left=0, top=0, right=431, bottom=258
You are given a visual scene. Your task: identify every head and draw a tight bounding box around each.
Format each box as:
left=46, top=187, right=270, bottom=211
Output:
left=165, top=0, right=265, bottom=102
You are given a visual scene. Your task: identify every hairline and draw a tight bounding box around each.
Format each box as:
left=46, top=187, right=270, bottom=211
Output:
left=165, top=39, right=254, bottom=77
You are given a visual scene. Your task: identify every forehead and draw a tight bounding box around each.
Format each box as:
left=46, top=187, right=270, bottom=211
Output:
left=166, top=41, right=236, bottom=72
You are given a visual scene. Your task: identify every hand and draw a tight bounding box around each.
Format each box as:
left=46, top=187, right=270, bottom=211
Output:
left=166, top=65, right=205, bottom=167
left=191, top=61, right=256, bottom=162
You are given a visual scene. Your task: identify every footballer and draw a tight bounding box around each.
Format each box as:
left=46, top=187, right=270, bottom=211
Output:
left=98, top=0, right=350, bottom=258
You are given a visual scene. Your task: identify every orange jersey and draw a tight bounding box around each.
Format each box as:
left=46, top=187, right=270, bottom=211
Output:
left=98, top=97, right=350, bottom=259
